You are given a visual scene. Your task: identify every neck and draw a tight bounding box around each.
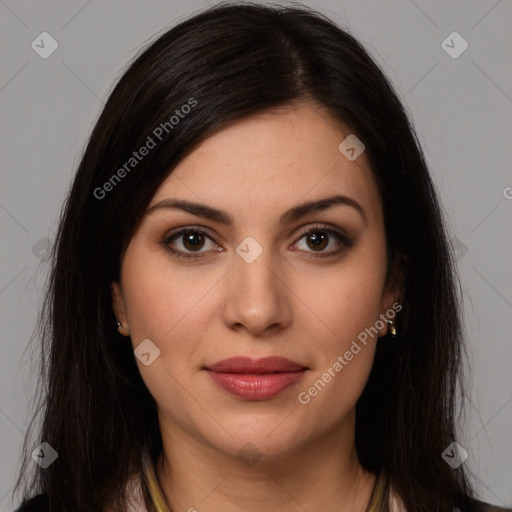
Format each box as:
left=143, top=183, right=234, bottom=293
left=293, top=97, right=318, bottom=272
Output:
left=155, top=412, right=376, bottom=512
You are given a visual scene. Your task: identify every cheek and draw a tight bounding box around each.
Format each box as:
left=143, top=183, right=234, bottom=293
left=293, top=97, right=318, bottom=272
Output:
left=119, top=248, right=221, bottom=426
left=299, top=285, right=379, bottom=380
left=295, top=273, right=382, bottom=421
left=293, top=245, right=386, bottom=411
left=294, top=254, right=387, bottom=353
left=121, top=244, right=218, bottom=340
left=120, top=246, right=226, bottom=388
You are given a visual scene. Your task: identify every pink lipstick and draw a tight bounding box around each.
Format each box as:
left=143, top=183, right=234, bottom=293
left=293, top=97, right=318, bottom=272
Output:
left=204, top=356, right=307, bottom=400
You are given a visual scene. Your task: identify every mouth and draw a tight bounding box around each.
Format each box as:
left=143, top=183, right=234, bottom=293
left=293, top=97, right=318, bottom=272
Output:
left=203, top=356, right=308, bottom=400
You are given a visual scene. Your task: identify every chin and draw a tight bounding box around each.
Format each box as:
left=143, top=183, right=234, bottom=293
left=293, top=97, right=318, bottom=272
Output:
left=201, top=420, right=306, bottom=464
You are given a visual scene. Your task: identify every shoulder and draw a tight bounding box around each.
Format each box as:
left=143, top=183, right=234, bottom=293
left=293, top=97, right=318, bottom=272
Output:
left=388, top=476, right=511, bottom=512
left=13, top=493, right=49, bottom=512
left=464, top=498, right=512, bottom=512
left=389, top=484, right=511, bottom=512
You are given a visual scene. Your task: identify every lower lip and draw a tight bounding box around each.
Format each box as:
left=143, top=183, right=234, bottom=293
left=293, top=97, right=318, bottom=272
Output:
left=205, top=370, right=306, bottom=400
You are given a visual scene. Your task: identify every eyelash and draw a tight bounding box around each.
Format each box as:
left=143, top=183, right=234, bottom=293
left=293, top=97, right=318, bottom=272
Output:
left=161, top=224, right=353, bottom=260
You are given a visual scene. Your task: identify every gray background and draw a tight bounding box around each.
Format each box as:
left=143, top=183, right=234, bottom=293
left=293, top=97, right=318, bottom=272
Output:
left=1, top=0, right=511, bottom=509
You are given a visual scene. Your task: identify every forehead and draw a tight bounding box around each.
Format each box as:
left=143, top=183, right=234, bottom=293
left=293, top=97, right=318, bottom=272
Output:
left=150, top=102, right=380, bottom=223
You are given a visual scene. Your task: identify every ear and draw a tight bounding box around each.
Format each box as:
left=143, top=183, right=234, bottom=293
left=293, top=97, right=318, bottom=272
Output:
left=111, top=281, right=129, bottom=335
left=378, top=252, right=407, bottom=337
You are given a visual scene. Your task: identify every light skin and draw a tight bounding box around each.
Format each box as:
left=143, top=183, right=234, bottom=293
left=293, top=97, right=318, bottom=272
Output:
left=112, top=102, right=403, bottom=512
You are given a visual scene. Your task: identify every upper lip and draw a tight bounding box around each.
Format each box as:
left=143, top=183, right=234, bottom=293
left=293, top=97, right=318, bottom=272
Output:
left=204, top=356, right=307, bottom=374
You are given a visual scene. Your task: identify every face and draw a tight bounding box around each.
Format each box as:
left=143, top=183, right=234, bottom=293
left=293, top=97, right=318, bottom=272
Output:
left=111, top=102, right=401, bottom=461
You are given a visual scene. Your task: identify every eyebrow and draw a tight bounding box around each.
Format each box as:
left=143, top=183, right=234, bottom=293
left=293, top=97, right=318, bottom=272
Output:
left=146, top=194, right=368, bottom=226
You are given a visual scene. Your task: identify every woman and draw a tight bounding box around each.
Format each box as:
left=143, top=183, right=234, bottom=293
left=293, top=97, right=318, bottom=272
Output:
left=12, top=3, right=511, bottom=511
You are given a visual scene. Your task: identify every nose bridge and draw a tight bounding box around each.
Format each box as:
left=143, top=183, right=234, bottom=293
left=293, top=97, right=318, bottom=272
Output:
left=222, top=235, right=290, bottom=334
left=233, top=236, right=280, bottom=299
left=246, top=261, right=278, bottom=290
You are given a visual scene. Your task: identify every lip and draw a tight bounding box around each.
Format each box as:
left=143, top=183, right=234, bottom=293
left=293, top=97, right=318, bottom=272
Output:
left=204, top=357, right=308, bottom=400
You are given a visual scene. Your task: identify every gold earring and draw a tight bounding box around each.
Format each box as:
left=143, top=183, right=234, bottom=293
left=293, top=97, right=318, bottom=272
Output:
left=387, top=320, right=397, bottom=337
left=116, top=320, right=129, bottom=336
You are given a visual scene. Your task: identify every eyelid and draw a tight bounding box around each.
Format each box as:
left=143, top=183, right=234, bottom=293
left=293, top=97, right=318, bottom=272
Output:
left=164, top=224, right=217, bottom=240
left=292, top=222, right=348, bottom=240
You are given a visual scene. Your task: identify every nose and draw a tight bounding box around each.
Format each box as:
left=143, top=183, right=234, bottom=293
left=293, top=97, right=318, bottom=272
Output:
left=221, top=244, right=292, bottom=337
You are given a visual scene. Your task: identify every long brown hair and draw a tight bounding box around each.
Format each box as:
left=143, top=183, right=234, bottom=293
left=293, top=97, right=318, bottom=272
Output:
left=14, top=3, right=477, bottom=511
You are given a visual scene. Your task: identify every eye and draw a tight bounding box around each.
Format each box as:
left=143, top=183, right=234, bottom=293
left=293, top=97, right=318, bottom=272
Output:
left=162, top=224, right=353, bottom=261
left=162, top=228, right=221, bottom=259
left=291, top=224, right=353, bottom=257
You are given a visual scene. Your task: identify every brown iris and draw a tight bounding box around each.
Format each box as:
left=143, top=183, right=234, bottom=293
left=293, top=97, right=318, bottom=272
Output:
left=182, top=231, right=205, bottom=251
left=306, top=232, right=328, bottom=251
